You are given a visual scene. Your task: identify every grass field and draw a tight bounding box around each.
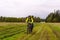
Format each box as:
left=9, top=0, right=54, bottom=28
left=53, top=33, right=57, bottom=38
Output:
left=0, top=22, right=60, bottom=40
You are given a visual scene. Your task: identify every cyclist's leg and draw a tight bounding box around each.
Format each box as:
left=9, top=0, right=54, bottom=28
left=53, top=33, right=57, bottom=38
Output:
left=31, top=23, right=34, bottom=32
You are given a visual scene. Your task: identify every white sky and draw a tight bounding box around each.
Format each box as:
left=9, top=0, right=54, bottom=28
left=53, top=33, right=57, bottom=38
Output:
left=0, top=0, right=60, bottom=18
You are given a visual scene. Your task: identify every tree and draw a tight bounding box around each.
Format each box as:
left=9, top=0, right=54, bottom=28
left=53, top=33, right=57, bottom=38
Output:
left=0, top=15, right=41, bottom=22
left=46, top=10, right=60, bottom=22
left=45, top=13, right=54, bottom=22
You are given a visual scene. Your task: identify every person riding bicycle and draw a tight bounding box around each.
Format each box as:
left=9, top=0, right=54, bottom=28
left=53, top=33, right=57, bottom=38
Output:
left=26, top=16, right=34, bottom=34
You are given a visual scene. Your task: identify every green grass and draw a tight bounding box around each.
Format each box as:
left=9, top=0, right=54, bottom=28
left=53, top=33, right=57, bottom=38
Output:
left=0, top=22, right=60, bottom=40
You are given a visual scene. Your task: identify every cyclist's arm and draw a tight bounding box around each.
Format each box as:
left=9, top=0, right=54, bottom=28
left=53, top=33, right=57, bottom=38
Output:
left=26, top=18, right=28, bottom=23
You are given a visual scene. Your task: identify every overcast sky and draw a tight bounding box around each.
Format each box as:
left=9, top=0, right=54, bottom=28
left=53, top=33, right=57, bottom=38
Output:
left=0, top=0, right=60, bottom=18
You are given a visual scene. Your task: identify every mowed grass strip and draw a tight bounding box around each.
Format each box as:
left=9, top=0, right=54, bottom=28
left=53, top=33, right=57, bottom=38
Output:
left=37, top=23, right=58, bottom=40
left=0, top=22, right=60, bottom=40
left=0, top=23, right=26, bottom=40
left=17, top=23, right=42, bottom=40
left=48, top=23, right=60, bottom=40
left=18, top=23, right=59, bottom=40
left=28, top=23, right=45, bottom=40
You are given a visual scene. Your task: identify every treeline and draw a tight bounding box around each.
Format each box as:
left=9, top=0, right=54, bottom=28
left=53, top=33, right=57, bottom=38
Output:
left=0, top=16, right=41, bottom=22
left=45, top=10, right=60, bottom=22
left=0, top=10, right=60, bottom=22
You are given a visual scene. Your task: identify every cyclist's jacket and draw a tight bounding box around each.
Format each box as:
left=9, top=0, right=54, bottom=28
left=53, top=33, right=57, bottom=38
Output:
left=26, top=17, right=33, bottom=23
